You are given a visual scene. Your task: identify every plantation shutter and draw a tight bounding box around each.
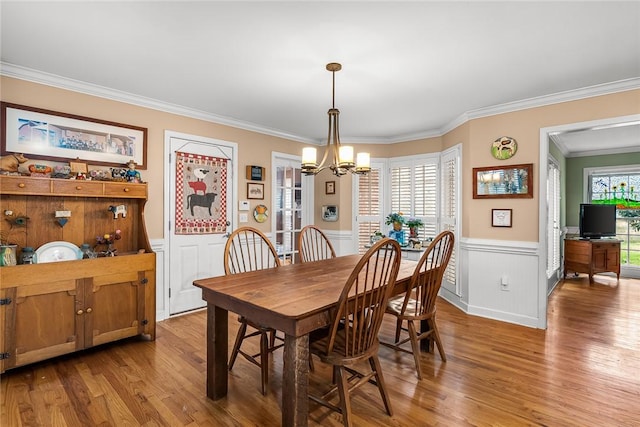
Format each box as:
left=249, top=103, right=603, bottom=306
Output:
left=356, top=163, right=384, bottom=254
left=440, top=146, right=460, bottom=294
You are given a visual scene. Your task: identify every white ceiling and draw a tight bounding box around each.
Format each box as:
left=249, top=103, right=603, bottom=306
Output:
left=1, top=1, right=639, bottom=153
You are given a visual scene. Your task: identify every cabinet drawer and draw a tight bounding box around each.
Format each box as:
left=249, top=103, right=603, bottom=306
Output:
left=53, top=180, right=103, bottom=196
left=103, top=182, right=147, bottom=198
left=0, top=176, right=51, bottom=195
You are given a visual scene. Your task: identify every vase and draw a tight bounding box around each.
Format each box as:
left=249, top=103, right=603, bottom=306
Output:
left=409, top=227, right=418, bottom=238
left=0, top=244, right=18, bottom=266
left=393, top=221, right=403, bottom=231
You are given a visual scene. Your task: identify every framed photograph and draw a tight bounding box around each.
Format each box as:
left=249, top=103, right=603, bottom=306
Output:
left=322, top=205, right=338, bottom=222
left=492, top=209, right=513, bottom=227
left=473, top=163, right=533, bottom=199
left=1, top=102, right=148, bottom=169
left=325, top=180, right=335, bottom=195
left=247, top=182, right=264, bottom=200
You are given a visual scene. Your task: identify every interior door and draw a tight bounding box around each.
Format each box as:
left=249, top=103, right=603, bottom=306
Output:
left=167, top=132, right=235, bottom=315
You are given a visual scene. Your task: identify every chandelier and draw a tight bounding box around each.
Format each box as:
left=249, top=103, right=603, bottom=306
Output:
left=301, top=63, right=370, bottom=177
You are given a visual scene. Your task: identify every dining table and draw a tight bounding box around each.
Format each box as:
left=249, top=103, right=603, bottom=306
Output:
left=193, top=254, right=422, bottom=427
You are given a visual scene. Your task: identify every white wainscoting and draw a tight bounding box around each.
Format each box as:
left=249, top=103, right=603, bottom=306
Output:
left=441, top=237, right=541, bottom=328
left=322, top=230, right=359, bottom=257
left=150, top=239, right=168, bottom=321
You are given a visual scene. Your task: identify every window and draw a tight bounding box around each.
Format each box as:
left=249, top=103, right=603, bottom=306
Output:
left=354, top=148, right=461, bottom=294
left=547, top=157, right=561, bottom=278
left=587, top=167, right=640, bottom=267
left=273, top=154, right=307, bottom=263
left=389, top=155, right=438, bottom=239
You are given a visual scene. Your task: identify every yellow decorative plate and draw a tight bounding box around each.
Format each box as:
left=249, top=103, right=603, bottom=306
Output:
left=253, top=204, right=268, bottom=223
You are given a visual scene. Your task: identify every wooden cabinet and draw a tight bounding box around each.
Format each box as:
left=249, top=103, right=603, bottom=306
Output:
left=564, top=239, right=620, bottom=283
left=0, top=175, right=155, bottom=373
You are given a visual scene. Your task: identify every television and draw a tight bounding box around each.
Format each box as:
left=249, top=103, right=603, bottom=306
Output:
left=579, top=203, right=617, bottom=239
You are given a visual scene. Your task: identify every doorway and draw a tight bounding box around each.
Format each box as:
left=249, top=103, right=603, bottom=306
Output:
left=164, top=131, right=237, bottom=315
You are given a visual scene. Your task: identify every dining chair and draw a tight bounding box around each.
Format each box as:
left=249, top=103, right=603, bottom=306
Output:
left=308, top=238, right=401, bottom=427
left=298, top=225, right=336, bottom=263
left=224, top=226, right=283, bottom=395
left=381, top=230, right=454, bottom=380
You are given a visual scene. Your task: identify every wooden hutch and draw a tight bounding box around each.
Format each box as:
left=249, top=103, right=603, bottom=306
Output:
left=0, top=175, right=155, bottom=373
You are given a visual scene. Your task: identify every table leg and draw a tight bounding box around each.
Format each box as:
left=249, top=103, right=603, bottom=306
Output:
left=282, top=333, right=309, bottom=427
left=206, top=303, right=228, bottom=400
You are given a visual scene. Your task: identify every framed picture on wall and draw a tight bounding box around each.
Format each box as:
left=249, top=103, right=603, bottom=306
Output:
left=247, top=182, right=264, bottom=199
left=492, top=209, right=512, bottom=227
left=325, top=181, right=335, bottom=195
left=473, top=163, right=533, bottom=199
left=322, top=205, right=338, bottom=221
left=1, top=102, right=148, bottom=169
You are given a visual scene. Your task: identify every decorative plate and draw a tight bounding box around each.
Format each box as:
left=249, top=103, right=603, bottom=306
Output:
left=491, top=136, right=518, bottom=160
left=35, top=241, right=82, bottom=263
left=253, top=204, right=269, bottom=223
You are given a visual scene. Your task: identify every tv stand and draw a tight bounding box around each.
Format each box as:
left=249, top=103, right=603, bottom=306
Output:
left=564, top=238, right=621, bottom=283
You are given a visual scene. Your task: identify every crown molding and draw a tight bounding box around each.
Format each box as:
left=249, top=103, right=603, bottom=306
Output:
left=2, top=62, right=638, bottom=146
left=0, top=62, right=317, bottom=145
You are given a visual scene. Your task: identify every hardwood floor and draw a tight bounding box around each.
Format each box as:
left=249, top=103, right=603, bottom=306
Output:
left=2, top=274, right=638, bottom=426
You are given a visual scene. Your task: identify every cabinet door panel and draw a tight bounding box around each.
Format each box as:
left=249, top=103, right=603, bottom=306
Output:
left=14, top=279, right=82, bottom=367
left=86, top=272, right=143, bottom=347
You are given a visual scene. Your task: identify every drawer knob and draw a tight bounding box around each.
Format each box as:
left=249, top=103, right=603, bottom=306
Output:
left=77, top=309, right=84, bottom=315
left=18, top=183, right=25, bottom=188
left=124, top=188, right=130, bottom=192
left=86, top=307, right=93, bottom=313
left=76, top=186, right=82, bottom=190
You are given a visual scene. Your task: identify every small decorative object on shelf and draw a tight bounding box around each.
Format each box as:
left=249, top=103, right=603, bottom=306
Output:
left=370, top=231, right=384, bottom=244
left=385, top=212, right=405, bottom=231
left=389, top=229, right=405, bottom=245
left=0, top=153, right=28, bottom=173
left=80, top=243, right=97, bottom=259
left=125, top=160, right=142, bottom=183
left=20, top=246, right=36, bottom=264
left=95, top=229, right=121, bottom=256
left=0, top=244, right=17, bottom=266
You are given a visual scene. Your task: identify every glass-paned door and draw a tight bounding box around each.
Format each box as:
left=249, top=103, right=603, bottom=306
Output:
left=274, top=157, right=304, bottom=263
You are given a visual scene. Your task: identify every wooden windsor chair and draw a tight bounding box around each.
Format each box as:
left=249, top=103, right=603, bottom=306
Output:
left=308, top=238, right=401, bottom=427
left=224, top=226, right=283, bottom=395
left=381, top=230, right=454, bottom=379
left=298, top=225, right=336, bottom=263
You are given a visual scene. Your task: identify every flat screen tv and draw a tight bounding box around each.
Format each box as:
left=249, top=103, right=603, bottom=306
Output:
left=579, top=203, right=617, bottom=239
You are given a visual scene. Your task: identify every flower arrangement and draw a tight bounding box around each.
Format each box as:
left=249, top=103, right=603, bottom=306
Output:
left=96, top=229, right=122, bottom=256
left=406, top=217, right=424, bottom=228
left=385, top=212, right=405, bottom=225
left=96, top=229, right=122, bottom=245
left=1, top=214, right=29, bottom=245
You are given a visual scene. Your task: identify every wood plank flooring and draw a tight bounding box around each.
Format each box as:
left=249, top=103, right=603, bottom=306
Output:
left=2, top=273, right=639, bottom=426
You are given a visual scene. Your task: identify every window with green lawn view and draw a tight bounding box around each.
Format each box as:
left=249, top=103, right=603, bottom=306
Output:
left=588, top=170, right=640, bottom=267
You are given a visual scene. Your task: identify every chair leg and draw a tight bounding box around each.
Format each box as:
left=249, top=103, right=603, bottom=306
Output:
left=394, top=317, right=403, bottom=343
left=229, top=320, right=247, bottom=370
left=407, top=320, right=423, bottom=380
left=369, top=355, right=393, bottom=416
left=260, top=330, right=269, bottom=395
left=336, top=367, right=353, bottom=427
left=430, top=318, right=447, bottom=362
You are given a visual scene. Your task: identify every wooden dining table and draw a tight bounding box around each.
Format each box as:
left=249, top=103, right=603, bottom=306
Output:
left=193, top=254, right=420, bottom=427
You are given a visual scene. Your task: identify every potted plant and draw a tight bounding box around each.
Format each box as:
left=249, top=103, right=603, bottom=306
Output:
left=385, top=212, right=405, bottom=231
left=406, top=217, right=424, bottom=238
